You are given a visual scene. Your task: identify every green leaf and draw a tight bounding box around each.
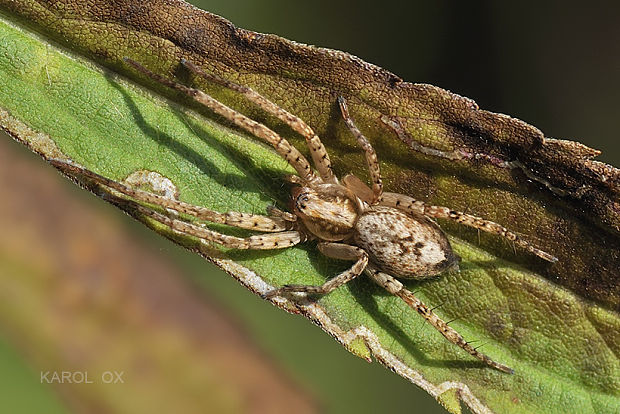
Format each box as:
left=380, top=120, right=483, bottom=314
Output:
left=0, top=2, right=618, bottom=413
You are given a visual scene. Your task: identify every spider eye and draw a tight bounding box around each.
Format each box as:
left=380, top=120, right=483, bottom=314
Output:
left=295, top=194, right=310, bottom=211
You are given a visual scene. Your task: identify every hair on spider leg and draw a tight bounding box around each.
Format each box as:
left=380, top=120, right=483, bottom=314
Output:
left=430, top=302, right=445, bottom=312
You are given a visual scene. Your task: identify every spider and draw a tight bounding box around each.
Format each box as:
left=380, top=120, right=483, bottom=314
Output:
left=51, top=58, right=557, bottom=374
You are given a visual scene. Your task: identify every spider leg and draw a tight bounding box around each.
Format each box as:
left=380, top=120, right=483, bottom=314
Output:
left=379, top=192, right=558, bottom=263
left=181, top=59, right=336, bottom=184
left=365, top=264, right=514, bottom=374
left=266, top=206, right=297, bottom=222
left=263, top=243, right=368, bottom=298
left=129, top=199, right=302, bottom=250
left=125, top=58, right=318, bottom=184
left=50, top=159, right=292, bottom=233
left=337, top=97, right=383, bottom=203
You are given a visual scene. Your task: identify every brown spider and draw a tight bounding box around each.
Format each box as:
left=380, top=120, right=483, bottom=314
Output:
left=51, top=58, right=557, bottom=374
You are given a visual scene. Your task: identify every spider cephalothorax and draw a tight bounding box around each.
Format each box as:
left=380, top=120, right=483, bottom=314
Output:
left=51, top=58, right=557, bottom=374
left=291, top=185, right=360, bottom=241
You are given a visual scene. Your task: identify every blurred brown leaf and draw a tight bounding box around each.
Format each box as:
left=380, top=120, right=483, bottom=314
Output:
left=0, top=136, right=318, bottom=414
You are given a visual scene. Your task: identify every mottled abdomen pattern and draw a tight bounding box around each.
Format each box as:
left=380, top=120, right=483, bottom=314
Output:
left=354, top=206, right=457, bottom=279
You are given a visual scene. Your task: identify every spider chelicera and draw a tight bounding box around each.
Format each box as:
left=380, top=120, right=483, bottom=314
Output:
left=51, top=58, right=557, bottom=373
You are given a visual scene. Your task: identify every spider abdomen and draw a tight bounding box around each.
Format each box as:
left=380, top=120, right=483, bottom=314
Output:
left=354, top=206, right=458, bottom=279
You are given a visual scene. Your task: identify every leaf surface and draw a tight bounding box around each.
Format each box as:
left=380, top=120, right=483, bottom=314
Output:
left=0, top=2, right=618, bottom=413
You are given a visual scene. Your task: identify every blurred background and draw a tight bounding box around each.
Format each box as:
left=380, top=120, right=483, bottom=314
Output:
left=1, top=1, right=618, bottom=413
